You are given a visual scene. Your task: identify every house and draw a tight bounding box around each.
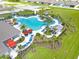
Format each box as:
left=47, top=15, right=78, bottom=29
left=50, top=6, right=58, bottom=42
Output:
left=0, top=21, right=20, bottom=55
left=26, top=0, right=79, bottom=6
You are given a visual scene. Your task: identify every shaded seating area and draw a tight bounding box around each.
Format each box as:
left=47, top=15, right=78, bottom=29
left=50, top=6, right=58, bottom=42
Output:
left=22, top=29, right=32, bottom=36
left=6, top=39, right=16, bottom=48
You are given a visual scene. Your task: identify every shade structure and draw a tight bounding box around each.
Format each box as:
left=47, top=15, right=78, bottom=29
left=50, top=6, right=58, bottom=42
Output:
left=6, top=39, right=16, bottom=48
left=23, top=29, right=32, bottom=35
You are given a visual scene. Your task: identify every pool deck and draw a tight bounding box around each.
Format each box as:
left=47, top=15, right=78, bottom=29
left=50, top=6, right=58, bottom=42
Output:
left=11, top=15, right=63, bottom=59
left=13, top=21, right=46, bottom=50
left=13, top=15, right=63, bottom=46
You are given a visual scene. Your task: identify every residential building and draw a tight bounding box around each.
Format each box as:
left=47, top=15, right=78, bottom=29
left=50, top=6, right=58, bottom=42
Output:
left=0, top=21, right=20, bottom=55
left=26, top=0, right=79, bottom=5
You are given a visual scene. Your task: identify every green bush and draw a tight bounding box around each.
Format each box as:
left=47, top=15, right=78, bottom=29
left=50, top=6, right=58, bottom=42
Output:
left=0, top=13, right=12, bottom=20
left=45, top=26, right=51, bottom=35
left=15, top=55, right=22, bottom=59
left=16, top=10, right=34, bottom=16
left=20, top=24, right=26, bottom=31
left=0, top=55, right=10, bottom=59
left=18, top=45, right=24, bottom=49
left=18, top=36, right=25, bottom=43
left=35, top=33, right=43, bottom=40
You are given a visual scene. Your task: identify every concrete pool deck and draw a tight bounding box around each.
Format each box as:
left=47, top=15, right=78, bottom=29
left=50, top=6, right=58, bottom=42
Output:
left=13, top=22, right=46, bottom=51
left=12, top=15, right=63, bottom=55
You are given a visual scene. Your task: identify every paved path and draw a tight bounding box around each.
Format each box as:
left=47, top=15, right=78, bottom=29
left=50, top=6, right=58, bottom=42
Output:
left=50, top=5, right=79, bottom=10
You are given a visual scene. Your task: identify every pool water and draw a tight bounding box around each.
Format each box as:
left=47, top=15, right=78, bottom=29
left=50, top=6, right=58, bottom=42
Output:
left=16, top=16, right=46, bottom=30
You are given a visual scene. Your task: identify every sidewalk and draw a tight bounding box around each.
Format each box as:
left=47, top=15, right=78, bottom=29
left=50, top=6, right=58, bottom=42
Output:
left=50, top=5, right=79, bottom=10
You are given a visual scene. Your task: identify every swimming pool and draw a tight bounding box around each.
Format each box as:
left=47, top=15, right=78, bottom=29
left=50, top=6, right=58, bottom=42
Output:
left=16, top=16, right=46, bottom=30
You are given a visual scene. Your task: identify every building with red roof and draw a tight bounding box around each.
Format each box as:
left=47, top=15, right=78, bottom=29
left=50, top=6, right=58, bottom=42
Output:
left=0, top=21, right=20, bottom=55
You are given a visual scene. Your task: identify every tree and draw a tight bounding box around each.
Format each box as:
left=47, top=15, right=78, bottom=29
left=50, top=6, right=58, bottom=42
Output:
left=12, top=18, right=17, bottom=25
left=34, top=33, right=43, bottom=40
left=44, top=16, right=53, bottom=24
left=20, top=24, right=26, bottom=31
left=18, top=36, right=25, bottom=43
left=44, top=26, right=52, bottom=35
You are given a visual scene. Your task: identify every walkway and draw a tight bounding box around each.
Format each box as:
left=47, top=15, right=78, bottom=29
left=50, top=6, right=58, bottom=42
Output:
left=50, top=5, right=79, bottom=10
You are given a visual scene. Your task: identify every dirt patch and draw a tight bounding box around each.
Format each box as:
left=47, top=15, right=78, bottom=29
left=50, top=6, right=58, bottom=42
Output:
left=33, top=39, right=62, bottom=50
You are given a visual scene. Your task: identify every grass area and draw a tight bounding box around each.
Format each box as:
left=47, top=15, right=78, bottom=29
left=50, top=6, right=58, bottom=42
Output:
left=0, top=55, right=10, bottom=59
left=25, top=46, right=55, bottom=59
left=1, top=1, right=79, bottom=59
left=77, top=6, right=79, bottom=8
left=5, top=3, right=18, bottom=6
left=0, top=13, right=12, bottom=20
left=0, top=10, right=34, bottom=20
left=23, top=7, right=79, bottom=59
left=16, top=10, right=34, bottom=16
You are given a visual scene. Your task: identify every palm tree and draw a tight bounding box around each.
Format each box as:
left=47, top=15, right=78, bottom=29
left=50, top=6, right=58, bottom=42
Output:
left=18, top=36, right=25, bottom=43
left=43, top=10, right=53, bottom=24
left=45, top=26, right=52, bottom=35
left=20, top=24, right=26, bottom=31
left=43, top=14, right=53, bottom=25
left=12, top=18, right=17, bottom=25
left=34, top=33, right=43, bottom=40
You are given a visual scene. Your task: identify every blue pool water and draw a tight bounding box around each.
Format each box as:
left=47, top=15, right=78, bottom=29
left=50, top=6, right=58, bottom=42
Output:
left=16, top=16, right=46, bottom=30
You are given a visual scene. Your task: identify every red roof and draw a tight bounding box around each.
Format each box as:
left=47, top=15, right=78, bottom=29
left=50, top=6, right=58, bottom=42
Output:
left=23, top=30, right=28, bottom=35
left=28, top=29, right=32, bottom=33
left=6, top=39, right=16, bottom=48
left=23, top=29, right=32, bottom=35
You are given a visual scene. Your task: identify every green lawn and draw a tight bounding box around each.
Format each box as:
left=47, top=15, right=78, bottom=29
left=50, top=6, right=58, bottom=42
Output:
left=23, top=7, right=79, bottom=59
left=77, top=6, right=79, bottom=8
left=1, top=1, right=79, bottom=59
